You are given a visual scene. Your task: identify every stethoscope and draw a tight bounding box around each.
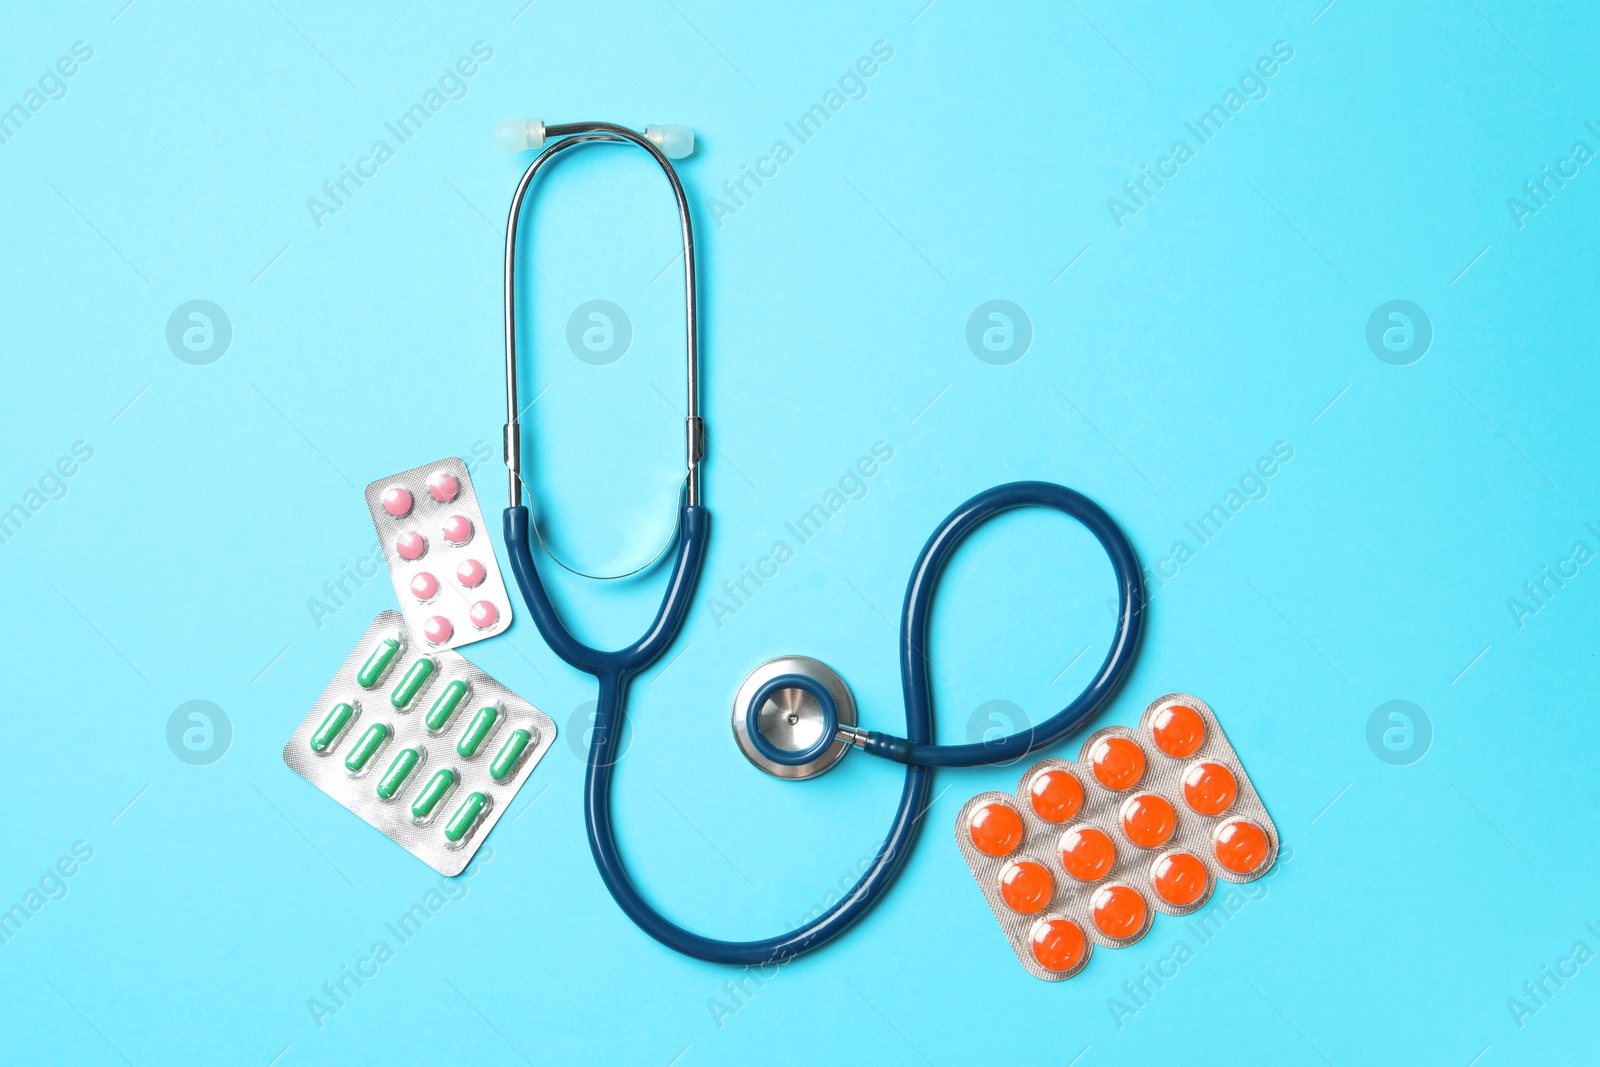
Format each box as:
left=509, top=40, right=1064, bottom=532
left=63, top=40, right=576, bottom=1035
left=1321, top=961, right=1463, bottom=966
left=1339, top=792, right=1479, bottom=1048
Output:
left=494, top=118, right=1146, bottom=965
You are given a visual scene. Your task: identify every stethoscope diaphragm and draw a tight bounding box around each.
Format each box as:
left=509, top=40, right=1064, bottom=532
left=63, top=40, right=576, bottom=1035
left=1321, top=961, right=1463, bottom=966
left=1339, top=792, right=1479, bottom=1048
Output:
left=732, top=656, right=857, bottom=780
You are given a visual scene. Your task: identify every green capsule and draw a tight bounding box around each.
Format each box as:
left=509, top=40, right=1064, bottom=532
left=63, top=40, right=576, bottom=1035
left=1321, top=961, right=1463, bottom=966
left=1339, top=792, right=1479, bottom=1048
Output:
left=424, top=678, right=471, bottom=732
left=375, top=748, right=422, bottom=801
left=489, top=728, right=535, bottom=782
left=357, top=637, right=403, bottom=689
left=309, top=702, right=355, bottom=754
left=443, top=791, right=490, bottom=844
left=411, top=768, right=457, bottom=821
left=390, top=657, right=437, bottom=710
left=456, top=704, right=501, bottom=759
left=343, top=722, right=390, bottom=774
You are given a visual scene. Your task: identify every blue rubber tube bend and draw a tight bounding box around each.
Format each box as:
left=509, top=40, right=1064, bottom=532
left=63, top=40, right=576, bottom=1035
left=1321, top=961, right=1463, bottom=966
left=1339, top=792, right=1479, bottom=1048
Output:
left=502, top=480, right=1143, bottom=966
left=873, top=480, right=1146, bottom=767
left=505, top=504, right=935, bottom=965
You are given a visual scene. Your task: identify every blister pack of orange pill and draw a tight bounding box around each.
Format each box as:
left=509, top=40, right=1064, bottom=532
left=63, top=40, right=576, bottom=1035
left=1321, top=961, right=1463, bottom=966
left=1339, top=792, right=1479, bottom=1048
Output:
left=954, top=694, right=1278, bottom=980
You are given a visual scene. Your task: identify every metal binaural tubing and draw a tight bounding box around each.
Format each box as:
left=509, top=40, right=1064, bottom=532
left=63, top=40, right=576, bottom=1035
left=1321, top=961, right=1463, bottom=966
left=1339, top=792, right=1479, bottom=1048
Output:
left=502, top=122, right=702, bottom=510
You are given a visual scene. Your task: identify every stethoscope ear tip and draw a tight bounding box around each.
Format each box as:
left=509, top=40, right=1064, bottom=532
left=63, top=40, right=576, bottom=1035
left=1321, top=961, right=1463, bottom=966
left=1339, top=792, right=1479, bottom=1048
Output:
left=495, top=117, right=546, bottom=152
left=644, top=124, right=695, bottom=159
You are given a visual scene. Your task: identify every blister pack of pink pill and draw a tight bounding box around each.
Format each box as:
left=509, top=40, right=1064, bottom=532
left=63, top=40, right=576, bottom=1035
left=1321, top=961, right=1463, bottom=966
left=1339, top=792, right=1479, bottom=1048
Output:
left=365, top=457, right=512, bottom=652
left=954, top=694, right=1279, bottom=980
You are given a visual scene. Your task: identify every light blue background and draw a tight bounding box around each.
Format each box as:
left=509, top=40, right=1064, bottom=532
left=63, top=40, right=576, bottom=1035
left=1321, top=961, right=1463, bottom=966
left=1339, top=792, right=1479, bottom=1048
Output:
left=3, top=0, right=1597, bottom=1063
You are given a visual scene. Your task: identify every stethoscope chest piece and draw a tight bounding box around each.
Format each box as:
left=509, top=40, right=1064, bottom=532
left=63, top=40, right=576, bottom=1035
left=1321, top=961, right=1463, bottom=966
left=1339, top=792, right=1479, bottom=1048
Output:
left=733, top=656, right=857, bottom=780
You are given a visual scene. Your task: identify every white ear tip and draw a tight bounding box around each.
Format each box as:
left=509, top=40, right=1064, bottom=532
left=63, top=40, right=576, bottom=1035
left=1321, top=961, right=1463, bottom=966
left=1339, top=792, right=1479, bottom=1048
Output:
left=646, top=124, right=695, bottom=159
left=495, top=118, right=546, bottom=152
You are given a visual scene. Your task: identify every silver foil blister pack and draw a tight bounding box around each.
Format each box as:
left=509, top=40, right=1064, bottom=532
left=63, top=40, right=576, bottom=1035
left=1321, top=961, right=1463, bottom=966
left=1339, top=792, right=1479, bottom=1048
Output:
left=284, top=610, right=555, bottom=875
left=364, top=456, right=512, bottom=653
left=954, top=693, right=1279, bottom=980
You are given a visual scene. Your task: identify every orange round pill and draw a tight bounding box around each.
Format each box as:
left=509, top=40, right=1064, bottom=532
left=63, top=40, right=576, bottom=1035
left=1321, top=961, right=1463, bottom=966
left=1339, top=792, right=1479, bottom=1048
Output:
left=1091, top=884, right=1148, bottom=939
left=1150, top=851, right=1210, bottom=907
left=1214, top=820, right=1270, bottom=874
left=1059, top=825, right=1117, bottom=883
left=1089, top=735, right=1145, bottom=791
left=1120, top=793, right=1177, bottom=849
left=1030, top=918, right=1087, bottom=973
left=1182, top=761, right=1237, bottom=816
left=999, top=860, right=1054, bottom=914
left=968, top=802, right=1024, bottom=857
left=1150, top=704, right=1205, bottom=758
left=1029, top=768, right=1084, bottom=823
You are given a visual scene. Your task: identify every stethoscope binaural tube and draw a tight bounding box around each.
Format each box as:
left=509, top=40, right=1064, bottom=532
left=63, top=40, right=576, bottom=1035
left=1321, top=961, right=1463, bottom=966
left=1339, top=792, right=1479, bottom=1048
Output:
left=498, top=121, right=1144, bottom=967
left=500, top=121, right=703, bottom=514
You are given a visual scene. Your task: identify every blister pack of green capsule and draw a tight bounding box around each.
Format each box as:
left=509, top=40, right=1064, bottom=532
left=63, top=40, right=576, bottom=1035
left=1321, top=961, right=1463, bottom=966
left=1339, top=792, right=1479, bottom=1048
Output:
left=283, top=610, right=555, bottom=875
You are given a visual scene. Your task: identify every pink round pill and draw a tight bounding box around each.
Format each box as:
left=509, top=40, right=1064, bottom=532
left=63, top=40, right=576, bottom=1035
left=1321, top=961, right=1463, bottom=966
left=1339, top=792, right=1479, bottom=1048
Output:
left=457, top=559, right=487, bottom=588
left=442, top=514, right=473, bottom=546
left=380, top=486, right=413, bottom=518
left=424, top=615, right=453, bottom=645
left=410, top=572, right=439, bottom=601
left=470, top=600, right=499, bottom=630
left=428, top=471, right=460, bottom=503
left=395, top=530, right=426, bottom=561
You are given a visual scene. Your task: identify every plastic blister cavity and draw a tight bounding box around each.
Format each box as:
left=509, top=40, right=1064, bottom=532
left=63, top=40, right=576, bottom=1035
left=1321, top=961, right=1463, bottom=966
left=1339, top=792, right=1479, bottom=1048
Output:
left=283, top=611, right=555, bottom=875
left=365, top=458, right=513, bottom=653
left=954, top=693, right=1279, bottom=981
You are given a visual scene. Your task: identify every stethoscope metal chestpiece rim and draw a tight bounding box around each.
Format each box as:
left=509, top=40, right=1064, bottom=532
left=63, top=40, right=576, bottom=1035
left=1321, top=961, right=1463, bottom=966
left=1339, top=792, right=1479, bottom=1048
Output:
left=733, top=656, right=856, bottom=780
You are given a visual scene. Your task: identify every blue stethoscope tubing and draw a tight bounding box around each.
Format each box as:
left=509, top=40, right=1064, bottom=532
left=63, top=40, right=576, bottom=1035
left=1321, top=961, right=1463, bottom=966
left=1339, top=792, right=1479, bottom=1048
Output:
left=498, top=122, right=1145, bottom=966
left=503, top=482, right=1145, bottom=965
